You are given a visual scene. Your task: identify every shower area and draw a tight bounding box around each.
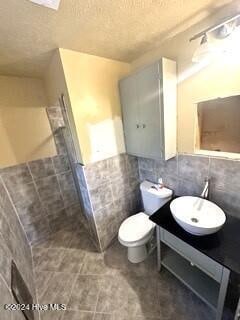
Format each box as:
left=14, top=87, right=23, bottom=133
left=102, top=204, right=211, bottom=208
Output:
left=46, top=94, right=100, bottom=250
left=47, top=94, right=141, bottom=252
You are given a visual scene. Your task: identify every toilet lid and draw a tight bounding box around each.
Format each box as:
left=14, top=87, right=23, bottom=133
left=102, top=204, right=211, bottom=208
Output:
left=119, top=212, right=155, bottom=243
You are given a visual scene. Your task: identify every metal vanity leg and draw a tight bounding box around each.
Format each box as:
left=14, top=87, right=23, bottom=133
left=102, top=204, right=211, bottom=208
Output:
left=156, top=226, right=162, bottom=272
left=216, top=268, right=230, bottom=320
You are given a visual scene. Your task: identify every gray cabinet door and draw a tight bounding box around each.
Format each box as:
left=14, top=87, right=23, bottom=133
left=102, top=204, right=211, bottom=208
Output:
left=119, top=58, right=176, bottom=160
left=119, top=74, right=141, bottom=156
left=137, top=62, right=163, bottom=159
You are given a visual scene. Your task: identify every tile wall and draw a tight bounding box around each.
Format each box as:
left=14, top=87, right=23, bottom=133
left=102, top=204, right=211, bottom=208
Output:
left=0, top=155, right=82, bottom=245
left=46, top=105, right=66, bottom=155
left=77, top=154, right=142, bottom=251
left=47, top=105, right=96, bottom=244
left=138, top=153, right=240, bottom=218
left=0, top=178, right=37, bottom=320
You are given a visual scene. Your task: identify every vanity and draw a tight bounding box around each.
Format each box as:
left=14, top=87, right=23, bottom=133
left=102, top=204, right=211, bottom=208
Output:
left=150, top=198, right=240, bottom=320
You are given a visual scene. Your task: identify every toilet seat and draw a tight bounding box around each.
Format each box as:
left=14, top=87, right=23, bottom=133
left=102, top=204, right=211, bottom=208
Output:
left=118, top=212, right=155, bottom=247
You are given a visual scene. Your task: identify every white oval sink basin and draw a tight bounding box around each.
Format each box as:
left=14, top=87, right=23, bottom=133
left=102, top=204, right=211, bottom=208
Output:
left=170, top=196, right=226, bottom=236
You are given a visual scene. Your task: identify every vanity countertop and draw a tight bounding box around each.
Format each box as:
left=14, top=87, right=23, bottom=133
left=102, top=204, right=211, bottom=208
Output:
left=149, top=197, right=240, bottom=276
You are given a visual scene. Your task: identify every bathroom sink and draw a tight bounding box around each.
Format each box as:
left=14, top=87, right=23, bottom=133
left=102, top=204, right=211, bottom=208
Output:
left=170, top=196, right=226, bottom=236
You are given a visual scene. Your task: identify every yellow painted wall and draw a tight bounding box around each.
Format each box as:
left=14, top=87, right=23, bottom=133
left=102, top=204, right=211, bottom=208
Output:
left=59, top=49, right=130, bottom=164
left=44, top=49, right=83, bottom=163
left=131, top=6, right=240, bottom=155
left=0, top=75, right=56, bottom=168
left=44, top=50, right=69, bottom=107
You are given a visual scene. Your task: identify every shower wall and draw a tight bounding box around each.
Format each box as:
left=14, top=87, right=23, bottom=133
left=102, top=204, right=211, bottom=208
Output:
left=47, top=105, right=95, bottom=241
left=0, top=178, right=37, bottom=319
left=0, top=105, right=86, bottom=246
left=0, top=155, right=81, bottom=245
left=77, top=154, right=142, bottom=251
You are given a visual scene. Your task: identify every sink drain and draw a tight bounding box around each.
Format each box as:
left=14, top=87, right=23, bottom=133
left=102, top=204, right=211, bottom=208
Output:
left=191, top=217, right=199, bottom=223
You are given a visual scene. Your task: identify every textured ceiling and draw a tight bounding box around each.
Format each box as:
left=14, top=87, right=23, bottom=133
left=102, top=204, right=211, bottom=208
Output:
left=0, top=0, right=237, bottom=77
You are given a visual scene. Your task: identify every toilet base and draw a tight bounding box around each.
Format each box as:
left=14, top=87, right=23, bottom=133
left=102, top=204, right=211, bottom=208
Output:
left=127, top=244, right=148, bottom=263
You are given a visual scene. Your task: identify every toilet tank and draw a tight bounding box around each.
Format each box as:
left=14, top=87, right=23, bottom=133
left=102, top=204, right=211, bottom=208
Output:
left=140, top=181, right=173, bottom=215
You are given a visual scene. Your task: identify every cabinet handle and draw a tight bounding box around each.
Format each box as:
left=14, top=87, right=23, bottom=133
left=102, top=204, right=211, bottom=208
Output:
left=136, top=124, right=140, bottom=128
left=142, top=124, right=146, bottom=128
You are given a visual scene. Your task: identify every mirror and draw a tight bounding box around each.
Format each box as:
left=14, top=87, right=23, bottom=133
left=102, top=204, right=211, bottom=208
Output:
left=176, top=57, right=240, bottom=159
left=195, top=95, right=240, bottom=154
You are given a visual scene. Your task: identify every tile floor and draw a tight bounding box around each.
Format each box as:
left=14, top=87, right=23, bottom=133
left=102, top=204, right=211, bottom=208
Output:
left=33, top=227, right=232, bottom=320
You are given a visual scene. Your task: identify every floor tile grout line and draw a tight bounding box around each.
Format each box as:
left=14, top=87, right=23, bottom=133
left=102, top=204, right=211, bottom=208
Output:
left=64, top=272, right=79, bottom=315
left=93, top=279, right=102, bottom=319
left=33, top=228, right=79, bottom=250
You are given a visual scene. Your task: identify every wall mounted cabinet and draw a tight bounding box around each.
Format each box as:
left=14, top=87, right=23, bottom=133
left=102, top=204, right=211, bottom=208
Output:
left=119, top=58, right=177, bottom=160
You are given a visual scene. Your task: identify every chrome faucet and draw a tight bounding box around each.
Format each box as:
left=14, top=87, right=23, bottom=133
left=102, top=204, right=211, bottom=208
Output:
left=200, top=178, right=210, bottom=199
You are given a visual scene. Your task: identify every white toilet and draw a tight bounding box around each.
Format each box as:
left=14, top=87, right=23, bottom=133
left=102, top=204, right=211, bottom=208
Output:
left=118, top=180, right=173, bottom=263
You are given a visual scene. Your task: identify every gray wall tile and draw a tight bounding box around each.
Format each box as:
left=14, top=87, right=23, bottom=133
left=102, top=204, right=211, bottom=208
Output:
left=138, top=157, right=156, bottom=171
left=1, top=155, right=85, bottom=245
left=0, top=207, right=15, bottom=254
left=137, top=153, right=240, bottom=219
left=84, top=160, right=109, bottom=189
left=44, top=194, right=65, bottom=214
left=53, top=155, right=70, bottom=173
left=155, top=157, right=178, bottom=182
left=47, top=106, right=63, bottom=119
left=178, top=154, right=210, bottom=184
left=6, top=148, right=240, bottom=260
left=36, top=175, right=65, bottom=214
left=47, top=209, right=68, bottom=232
left=28, top=158, right=55, bottom=179
left=82, top=154, right=140, bottom=251
left=25, top=217, right=51, bottom=244
left=0, top=275, right=13, bottom=320
left=178, top=179, right=203, bottom=197
left=111, top=176, right=129, bottom=201
left=62, top=189, right=79, bottom=207
left=89, top=183, right=113, bottom=212
left=211, top=188, right=240, bottom=218
left=36, top=175, right=61, bottom=200
left=107, top=153, right=126, bottom=180
left=46, top=105, right=65, bottom=133
left=66, top=203, right=82, bottom=218
left=53, top=131, right=67, bottom=155
left=1, top=163, right=32, bottom=192
left=160, top=175, right=178, bottom=193
left=58, top=171, right=79, bottom=207
left=210, top=158, right=240, bottom=191
left=10, top=182, right=46, bottom=223
left=0, top=233, right=12, bottom=287
left=139, top=168, right=157, bottom=183
left=0, top=169, right=38, bottom=317
left=0, top=179, right=25, bottom=239
left=58, top=171, right=75, bottom=191
left=125, top=155, right=139, bottom=178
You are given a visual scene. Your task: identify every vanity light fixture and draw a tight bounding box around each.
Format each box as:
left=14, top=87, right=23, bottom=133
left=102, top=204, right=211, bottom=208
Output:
left=190, top=13, right=240, bottom=62
left=192, top=33, right=218, bottom=63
